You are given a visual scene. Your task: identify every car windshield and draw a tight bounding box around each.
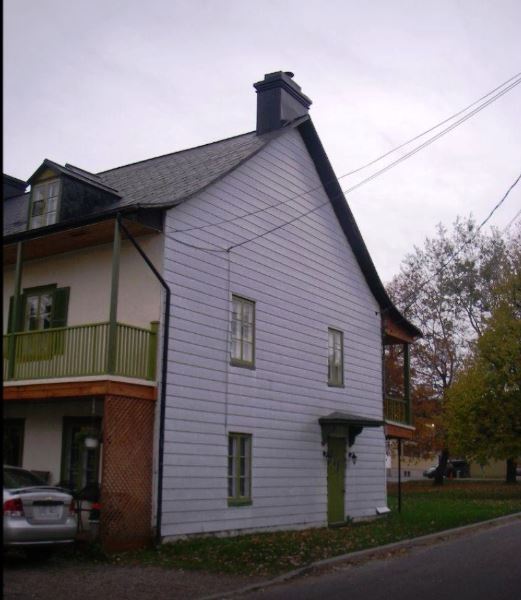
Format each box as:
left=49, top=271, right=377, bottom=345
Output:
left=3, top=467, right=46, bottom=489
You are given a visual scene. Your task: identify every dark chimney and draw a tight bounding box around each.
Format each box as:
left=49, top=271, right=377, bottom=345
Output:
left=3, top=174, right=27, bottom=200
left=254, top=71, right=312, bottom=135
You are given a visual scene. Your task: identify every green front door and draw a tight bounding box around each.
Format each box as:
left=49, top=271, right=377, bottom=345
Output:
left=327, top=437, right=346, bottom=525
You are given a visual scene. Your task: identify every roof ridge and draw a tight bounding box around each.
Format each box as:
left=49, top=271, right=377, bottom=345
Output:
left=64, top=163, right=102, bottom=181
left=97, top=129, right=258, bottom=176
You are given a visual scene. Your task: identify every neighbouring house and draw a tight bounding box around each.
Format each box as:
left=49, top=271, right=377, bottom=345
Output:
left=3, top=71, right=420, bottom=550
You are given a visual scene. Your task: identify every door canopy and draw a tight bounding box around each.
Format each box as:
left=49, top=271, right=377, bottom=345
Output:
left=319, top=411, right=383, bottom=446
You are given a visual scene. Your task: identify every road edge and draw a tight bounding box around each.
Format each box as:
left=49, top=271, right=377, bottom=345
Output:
left=200, top=511, right=521, bottom=600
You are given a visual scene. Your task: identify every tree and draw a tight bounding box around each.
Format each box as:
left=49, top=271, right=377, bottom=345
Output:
left=446, top=257, right=521, bottom=482
left=387, top=216, right=517, bottom=484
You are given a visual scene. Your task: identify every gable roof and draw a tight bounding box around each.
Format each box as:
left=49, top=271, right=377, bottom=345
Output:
left=27, top=159, right=121, bottom=196
left=97, top=130, right=270, bottom=209
left=2, top=118, right=420, bottom=338
left=3, top=131, right=272, bottom=237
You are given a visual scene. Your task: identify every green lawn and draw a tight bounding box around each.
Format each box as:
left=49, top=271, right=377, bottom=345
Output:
left=111, top=481, right=521, bottom=576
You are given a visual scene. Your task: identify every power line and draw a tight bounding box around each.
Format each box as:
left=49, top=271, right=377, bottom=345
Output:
left=401, top=172, right=521, bottom=312
left=180, top=75, right=520, bottom=255
left=503, top=207, right=521, bottom=232
left=227, top=199, right=329, bottom=251
left=165, top=76, right=521, bottom=256
left=342, top=78, right=520, bottom=195
left=342, top=71, right=521, bottom=178
left=171, top=73, right=521, bottom=235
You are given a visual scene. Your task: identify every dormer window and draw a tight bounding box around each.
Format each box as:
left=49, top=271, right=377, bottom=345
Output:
left=29, top=179, right=60, bottom=229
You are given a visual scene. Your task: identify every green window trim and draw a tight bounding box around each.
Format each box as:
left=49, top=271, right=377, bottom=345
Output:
left=227, top=432, right=252, bottom=506
left=228, top=497, right=253, bottom=507
left=7, top=284, right=70, bottom=360
left=28, top=178, right=61, bottom=230
left=230, top=295, right=255, bottom=368
left=328, top=328, right=344, bottom=387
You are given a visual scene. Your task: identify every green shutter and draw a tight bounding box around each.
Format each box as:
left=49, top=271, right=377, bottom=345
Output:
left=51, top=287, right=70, bottom=328
left=7, top=294, right=26, bottom=333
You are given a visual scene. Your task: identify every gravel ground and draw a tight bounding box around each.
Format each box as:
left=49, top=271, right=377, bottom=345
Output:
left=3, top=552, right=263, bottom=600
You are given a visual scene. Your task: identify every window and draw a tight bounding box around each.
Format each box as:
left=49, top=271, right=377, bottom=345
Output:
left=61, top=417, right=101, bottom=491
left=231, top=295, right=255, bottom=367
left=227, top=433, right=252, bottom=506
left=8, top=285, right=70, bottom=333
left=25, top=289, right=54, bottom=331
left=29, top=179, right=60, bottom=229
left=3, top=419, right=25, bottom=467
left=328, top=328, right=344, bottom=386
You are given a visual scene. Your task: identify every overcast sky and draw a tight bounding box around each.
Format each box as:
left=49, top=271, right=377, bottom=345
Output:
left=4, top=0, right=520, bottom=282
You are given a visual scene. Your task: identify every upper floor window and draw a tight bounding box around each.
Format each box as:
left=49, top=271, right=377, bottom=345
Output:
left=328, top=328, right=344, bottom=386
left=231, top=295, right=255, bottom=367
left=8, top=285, right=70, bottom=333
left=29, top=179, right=60, bottom=229
left=25, top=288, right=54, bottom=330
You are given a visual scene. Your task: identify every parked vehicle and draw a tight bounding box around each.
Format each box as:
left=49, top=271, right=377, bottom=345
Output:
left=423, top=465, right=438, bottom=478
left=3, top=465, right=77, bottom=558
left=423, top=460, right=470, bottom=479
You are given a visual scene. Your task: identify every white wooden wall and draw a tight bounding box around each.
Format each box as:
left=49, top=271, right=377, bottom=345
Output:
left=161, top=128, right=386, bottom=538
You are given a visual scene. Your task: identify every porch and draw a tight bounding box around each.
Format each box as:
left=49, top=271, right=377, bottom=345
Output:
left=3, top=382, right=156, bottom=552
left=3, top=321, right=158, bottom=382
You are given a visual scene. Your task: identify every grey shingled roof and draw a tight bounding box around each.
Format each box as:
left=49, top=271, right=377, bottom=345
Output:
left=97, top=130, right=267, bottom=209
left=3, top=130, right=268, bottom=236
left=3, top=193, right=30, bottom=236
left=26, top=159, right=120, bottom=196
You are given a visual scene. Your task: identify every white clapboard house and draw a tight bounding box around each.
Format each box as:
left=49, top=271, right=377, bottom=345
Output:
left=3, top=71, right=420, bottom=550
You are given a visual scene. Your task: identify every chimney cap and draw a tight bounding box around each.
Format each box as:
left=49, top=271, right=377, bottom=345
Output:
left=253, top=71, right=312, bottom=135
left=254, top=71, right=312, bottom=107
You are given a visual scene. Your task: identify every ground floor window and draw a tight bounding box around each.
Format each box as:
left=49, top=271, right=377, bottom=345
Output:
left=60, top=417, right=101, bottom=491
left=3, top=419, right=25, bottom=467
left=228, top=433, right=252, bottom=506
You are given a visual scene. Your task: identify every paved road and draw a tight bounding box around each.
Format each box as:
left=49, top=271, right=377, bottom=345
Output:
left=240, top=519, right=521, bottom=600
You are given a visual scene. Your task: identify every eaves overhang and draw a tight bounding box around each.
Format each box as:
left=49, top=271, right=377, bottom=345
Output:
left=2, top=204, right=164, bottom=247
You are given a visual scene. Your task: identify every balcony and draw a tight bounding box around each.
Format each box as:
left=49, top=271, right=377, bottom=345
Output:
left=3, top=322, right=158, bottom=382
left=384, top=396, right=411, bottom=426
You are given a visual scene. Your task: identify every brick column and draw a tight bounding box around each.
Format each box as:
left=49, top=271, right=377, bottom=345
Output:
left=100, top=393, right=155, bottom=551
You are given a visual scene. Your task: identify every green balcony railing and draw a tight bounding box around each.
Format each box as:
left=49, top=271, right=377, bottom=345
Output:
left=3, top=321, right=158, bottom=382
left=384, top=396, right=411, bottom=426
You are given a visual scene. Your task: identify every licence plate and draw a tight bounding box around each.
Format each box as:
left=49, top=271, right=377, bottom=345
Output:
left=34, top=505, right=62, bottom=520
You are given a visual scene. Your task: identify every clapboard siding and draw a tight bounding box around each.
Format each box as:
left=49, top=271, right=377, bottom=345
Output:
left=161, top=128, right=386, bottom=538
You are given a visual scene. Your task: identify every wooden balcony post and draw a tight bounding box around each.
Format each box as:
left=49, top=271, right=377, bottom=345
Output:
left=147, top=321, right=159, bottom=380
left=107, top=219, right=121, bottom=374
left=403, top=342, right=411, bottom=425
left=7, top=242, right=23, bottom=379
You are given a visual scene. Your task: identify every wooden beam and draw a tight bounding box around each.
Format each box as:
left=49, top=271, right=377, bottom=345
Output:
left=3, top=379, right=157, bottom=402
left=383, top=316, right=416, bottom=344
left=385, top=422, right=415, bottom=440
left=3, top=220, right=159, bottom=266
